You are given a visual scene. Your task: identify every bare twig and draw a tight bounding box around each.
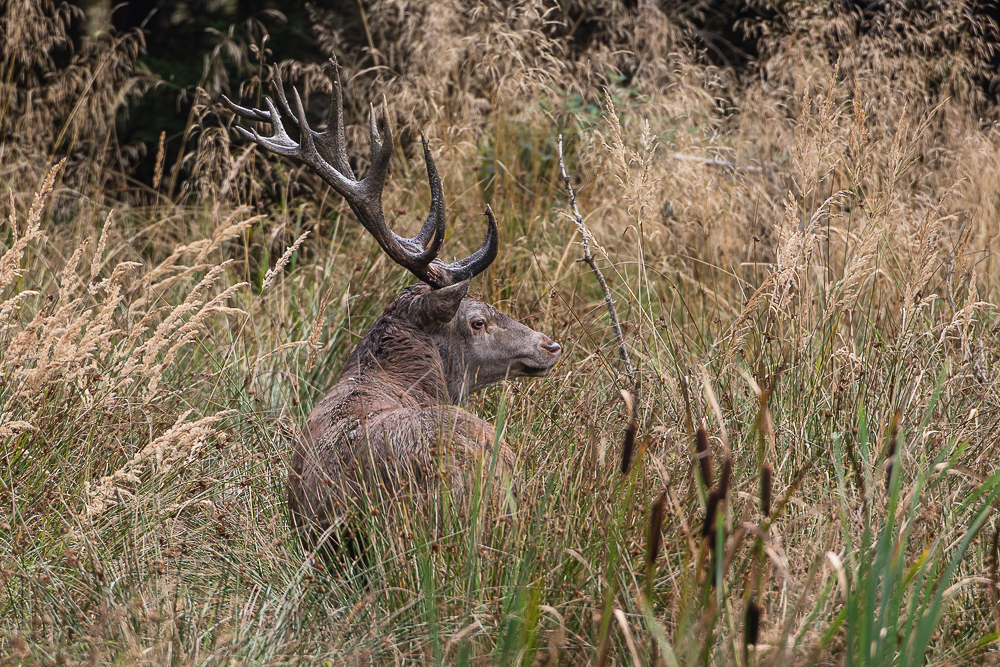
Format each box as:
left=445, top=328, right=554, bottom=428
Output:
left=558, top=134, right=636, bottom=388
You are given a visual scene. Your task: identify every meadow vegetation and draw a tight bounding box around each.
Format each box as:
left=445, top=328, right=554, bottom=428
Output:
left=3, top=0, right=1000, bottom=664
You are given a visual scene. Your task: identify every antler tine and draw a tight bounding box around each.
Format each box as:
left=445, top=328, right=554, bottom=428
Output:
left=268, top=66, right=298, bottom=129
left=220, top=95, right=271, bottom=123
left=312, top=58, right=355, bottom=180
left=434, top=206, right=499, bottom=283
left=365, top=97, right=393, bottom=194
left=412, top=136, right=445, bottom=253
left=235, top=96, right=300, bottom=158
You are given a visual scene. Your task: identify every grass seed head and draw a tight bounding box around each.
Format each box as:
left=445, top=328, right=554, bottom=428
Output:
left=647, top=490, right=666, bottom=566
left=702, top=491, right=722, bottom=542
left=696, top=425, right=713, bottom=489
left=744, top=599, right=762, bottom=648
left=718, top=456, right=732, bottom=499
left=620, top=417, right=636, bottom=476
left=761, top=463, right=773, bottom=518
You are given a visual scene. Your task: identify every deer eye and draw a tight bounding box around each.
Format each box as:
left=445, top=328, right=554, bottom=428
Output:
left=470, top=317, right=487, bottom=331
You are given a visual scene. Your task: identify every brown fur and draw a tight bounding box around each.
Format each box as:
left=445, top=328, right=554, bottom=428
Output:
left=288, top=282, right=560, bottom=551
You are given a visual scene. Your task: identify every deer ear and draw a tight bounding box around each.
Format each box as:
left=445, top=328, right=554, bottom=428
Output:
left=412, top=280, right=469, bottom=326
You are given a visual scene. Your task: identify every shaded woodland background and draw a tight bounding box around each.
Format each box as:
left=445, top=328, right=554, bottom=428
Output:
left=56, top=0, right=1000, bottom=191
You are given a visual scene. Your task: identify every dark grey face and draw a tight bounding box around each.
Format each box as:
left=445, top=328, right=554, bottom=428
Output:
left=407, top=281, right=561, bottom=403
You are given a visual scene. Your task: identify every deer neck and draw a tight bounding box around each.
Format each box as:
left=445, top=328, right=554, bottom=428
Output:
left=342, top=319, right=455, bottom=408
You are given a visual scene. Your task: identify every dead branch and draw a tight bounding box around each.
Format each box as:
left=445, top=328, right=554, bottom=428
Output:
left=558, top=134, right=636, bottom=389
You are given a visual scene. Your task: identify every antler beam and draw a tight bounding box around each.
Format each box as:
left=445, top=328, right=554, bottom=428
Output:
left=222, top=59, right=497, bottom=288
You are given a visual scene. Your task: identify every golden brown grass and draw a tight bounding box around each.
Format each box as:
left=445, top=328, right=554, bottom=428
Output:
left=2, top=1, right=1000, bottom=664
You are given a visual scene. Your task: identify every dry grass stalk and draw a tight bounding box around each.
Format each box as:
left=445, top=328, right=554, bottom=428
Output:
left=261, top=230, right=310, bottom=291
left=152, top=130, right=166, bottom=192
left=0, top=161, right=64, bottom=292
left=884, top=408, right=902, bottom=493
left=90, top=209, right=113, bottom=280
left=305, top=286, right=334, bottom=371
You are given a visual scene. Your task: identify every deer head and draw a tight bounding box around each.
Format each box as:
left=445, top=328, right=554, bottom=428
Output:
left=222, top=61, right=561, bottom=404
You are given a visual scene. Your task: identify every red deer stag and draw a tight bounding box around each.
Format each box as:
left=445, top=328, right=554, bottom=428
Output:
left=223, top=63, right=561, bottom=556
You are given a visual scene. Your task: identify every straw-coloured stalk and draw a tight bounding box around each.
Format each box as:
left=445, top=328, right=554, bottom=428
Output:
left=90, top=209, right=113, bottom=280
left=696, top=425, right=713, bottom=489
left=261, top=230, right=310, bottom=291
left=305, top=285, right=334, bottom=371
left=1, top=160, right=64, bottom=292
left=885, top=408, right=901, bottom=493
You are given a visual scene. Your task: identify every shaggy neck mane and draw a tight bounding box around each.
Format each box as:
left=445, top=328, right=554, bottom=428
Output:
left=340, top=285, right=452, bottom=405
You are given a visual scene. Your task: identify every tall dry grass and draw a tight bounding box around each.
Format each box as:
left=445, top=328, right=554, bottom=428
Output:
left=2, top=0, right=1000, bottom=664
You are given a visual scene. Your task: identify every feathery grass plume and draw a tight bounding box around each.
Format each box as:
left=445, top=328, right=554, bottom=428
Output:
left=152, top=131, right=166, bottom=192
left=305, top=286, right=334, bottom=371
left=696, top=425, right=713, bottom=489
left=0, top=414, right=37, bottom=436
left=261, top=230, right=310, bottom=291
left=90, top=209, right=113, bottom=280
left=85, top=409, right=236, bottom=516
left=135, top=212, right=260, bottom=305
left=761, top=463, right=773, bottom=518
left=0, top=161, right=63, bottom=292
left=884, top=408, right=901, bottom=493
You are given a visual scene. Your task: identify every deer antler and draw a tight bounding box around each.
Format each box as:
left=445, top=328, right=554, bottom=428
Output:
left=222, top=59, right=497, bottom=288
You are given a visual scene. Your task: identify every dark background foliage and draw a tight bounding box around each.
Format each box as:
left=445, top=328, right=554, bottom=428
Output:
left=52, top=0, right=1000, bottom=194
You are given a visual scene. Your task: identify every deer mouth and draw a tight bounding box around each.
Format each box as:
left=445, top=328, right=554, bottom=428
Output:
left=517, top=363, right=554, bottom=377
left=511, top=354, right=561, bottom=378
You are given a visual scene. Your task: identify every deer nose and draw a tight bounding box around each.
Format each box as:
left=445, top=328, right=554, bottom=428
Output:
left=541, top=340, right=561, bottom=356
